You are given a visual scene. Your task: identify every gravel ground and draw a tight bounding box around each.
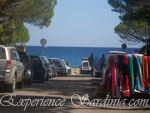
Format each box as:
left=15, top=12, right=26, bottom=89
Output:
left=0, top=74, right=150, bottom=113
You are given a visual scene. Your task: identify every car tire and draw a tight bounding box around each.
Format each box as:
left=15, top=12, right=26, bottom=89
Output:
left=40, top=78, right=45, bottom=83
left=55, top=71, right=57, bottom=77
left=17, top=73, right=24, bottom=89
left=7, top=76, right=16, bottom=93
left=40, top=73, right=45, bottom=83
left=28, top=77, right=32, bottom=86
left=45, top=74, right=49, bottom=81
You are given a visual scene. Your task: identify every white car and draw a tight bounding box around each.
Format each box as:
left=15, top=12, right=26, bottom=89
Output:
left=80, top=58, right=92, bottom=74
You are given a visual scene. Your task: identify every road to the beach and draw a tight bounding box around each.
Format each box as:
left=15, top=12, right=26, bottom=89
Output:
left=0, top=73, right=150, bottom=113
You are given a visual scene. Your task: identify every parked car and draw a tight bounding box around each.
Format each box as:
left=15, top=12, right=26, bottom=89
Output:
left=30, top=55, right=47, bottom=83
left=40, top=56, right=52, bottom=80
left=80, top=57, right=92, bottom=74
left=62, top=59, right=71, bottom=75
left=48, top=58, right=57, bottom=77
left=0, top=45, right=24, bottom=92
left=51, top=58, right=66, bottom=76
left=19, top=52, right=33, bottom=86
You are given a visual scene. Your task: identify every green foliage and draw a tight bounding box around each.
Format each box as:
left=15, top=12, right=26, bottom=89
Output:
left=115, top=21, right=150, bottom=44
left=108, top=0, right=150, bottom=44
left=0, top=0, right=57, bottom=27
left=0, top=21, right=29, bottom=45
left=0, top=0, right=57, bottom=45
left=108, top=0, right=150, bottom=23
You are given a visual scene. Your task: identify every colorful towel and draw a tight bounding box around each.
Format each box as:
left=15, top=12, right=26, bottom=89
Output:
left=118, top=55, right=130, bottom=97
left=144, top=56, right=149, bottom=92
left=127, top=55, right=134, bottom=92
left=137, top=55, right=145, bottom=91
left=147, top=56, right=150, bottom=88
left=110, top=55, right=120, bottom=97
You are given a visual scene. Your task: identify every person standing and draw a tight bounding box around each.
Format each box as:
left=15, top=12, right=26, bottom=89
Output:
left=88, top=53, right=94, bottom=76
left=99, top=54, right=106, bottom=71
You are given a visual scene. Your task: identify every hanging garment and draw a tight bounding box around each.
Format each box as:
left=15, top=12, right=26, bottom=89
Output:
left=127, top=55, right=134, bottom=92
left=142, top=56, right=149, bottom=92
left=118, top=55, right=130, bottom=97
left=144, top=56, right=149, bottom=92
left=137, top=55, right=145, bottom=91
left=109, top=55, right=120, bottom=97
left=133, top=55, right=141, bottom=91
left=147, top=56, right=150, bottom=88
left=142, top=55, right=146, bottom=89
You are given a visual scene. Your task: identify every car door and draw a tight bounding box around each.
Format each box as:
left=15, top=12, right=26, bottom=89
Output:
left=11, top=49, right=23, bottom=81
left=0, top=47, right=7, bottom=76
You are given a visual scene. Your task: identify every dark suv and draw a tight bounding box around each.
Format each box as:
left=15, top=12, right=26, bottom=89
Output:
left=19, top=52, right=33, bottom=86
left=30, top=55, right=47, bottom=83
left=40, top=56, right=52, bottom=80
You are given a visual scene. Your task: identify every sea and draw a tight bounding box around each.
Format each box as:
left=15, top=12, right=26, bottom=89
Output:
left=26, top=46, right=139, bottom=68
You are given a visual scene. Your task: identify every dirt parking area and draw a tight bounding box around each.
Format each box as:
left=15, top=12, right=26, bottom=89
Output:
left=0, top=74, right=150, bottom=113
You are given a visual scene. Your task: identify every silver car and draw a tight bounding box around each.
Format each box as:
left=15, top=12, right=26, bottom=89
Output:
left=62, top=59, right=71, bottom=75
left=51, top=58, right=66, bottom=76
left=0, top=45, right=24, bottom=92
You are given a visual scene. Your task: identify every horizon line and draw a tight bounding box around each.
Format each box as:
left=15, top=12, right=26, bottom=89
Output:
left=25, top=45, right=140, bottom=49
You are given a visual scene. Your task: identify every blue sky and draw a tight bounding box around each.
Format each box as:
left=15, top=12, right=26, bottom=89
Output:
left=25, top=0, right=142, bottom=48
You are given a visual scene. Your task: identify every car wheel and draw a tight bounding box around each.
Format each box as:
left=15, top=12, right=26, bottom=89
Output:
left=40, top=77, right=45, bottom=83
left=17, top=73, right=24, bottom=89
left=40, top=73, right=45, bottom=83
left=45, top=73, right=49, bottom=81
left=55, top=70, right=57, bottom=77
left=28, top=77, right=32, bottom=86
left=7, top=76, right=16, bottom=93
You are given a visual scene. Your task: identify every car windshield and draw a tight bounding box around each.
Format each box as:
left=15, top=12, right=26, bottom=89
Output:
left=0, top=47, right=6, bottom=59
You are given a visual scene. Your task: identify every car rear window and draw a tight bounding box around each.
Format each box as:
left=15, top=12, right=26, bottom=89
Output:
left=83, top=62, right=89, bottom=67
left=48, top=59, right=52, bottom=64
left=19, top=54, right=29, bottom=63
left=0, top=47, right=6, bottom=59
left=30, top=56, right=42, bottom=66
left=52, top=59, right=61, bottom=65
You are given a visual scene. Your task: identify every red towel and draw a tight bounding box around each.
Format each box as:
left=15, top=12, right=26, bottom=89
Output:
left=118, top=55, right=130, bottom=97
left=142, top=56, right=146, bottom=88
left=147, top=56, right=150, bottom=87
left=110, top=55, right=120, bottom=97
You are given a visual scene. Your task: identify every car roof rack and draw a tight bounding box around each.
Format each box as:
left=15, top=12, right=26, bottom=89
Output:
left=82, top=57, right=88, bottom=61
left=108, top=51, right=126, bottom=54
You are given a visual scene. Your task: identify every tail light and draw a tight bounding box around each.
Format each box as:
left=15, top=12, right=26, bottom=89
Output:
left=6, top=60, right=12, bottom=74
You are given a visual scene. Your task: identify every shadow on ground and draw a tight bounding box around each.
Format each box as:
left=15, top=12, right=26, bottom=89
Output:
left=0, top=74, right=150, bottom=113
